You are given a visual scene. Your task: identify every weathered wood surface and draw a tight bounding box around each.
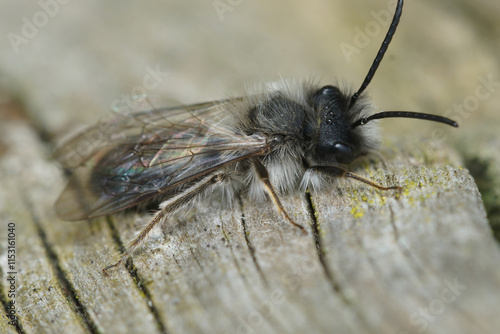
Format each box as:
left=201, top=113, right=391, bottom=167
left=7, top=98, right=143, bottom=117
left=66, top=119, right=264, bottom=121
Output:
left=1, top=0, right=500, bottom=333
left=2, top=107, right=500, bottom=334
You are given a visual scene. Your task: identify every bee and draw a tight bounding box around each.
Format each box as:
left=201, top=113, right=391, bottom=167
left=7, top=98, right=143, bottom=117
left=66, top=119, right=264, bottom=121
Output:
left=53, top=0, right=457, bottom=274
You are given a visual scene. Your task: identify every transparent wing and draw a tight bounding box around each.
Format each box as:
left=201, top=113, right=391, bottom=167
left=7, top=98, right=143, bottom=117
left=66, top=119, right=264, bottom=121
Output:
left=53, top=99, right=240, bottom=168
left=54, top=98, right=266, bottom=220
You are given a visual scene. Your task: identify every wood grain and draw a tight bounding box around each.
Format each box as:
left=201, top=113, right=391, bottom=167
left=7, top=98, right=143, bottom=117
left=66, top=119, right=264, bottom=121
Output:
left=1, top=0, right=500, bottom=333
left=2, top=115, right=500, bottom=333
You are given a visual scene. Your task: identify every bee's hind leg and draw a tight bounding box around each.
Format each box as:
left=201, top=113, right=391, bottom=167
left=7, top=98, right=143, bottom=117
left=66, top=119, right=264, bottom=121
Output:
left=103, top=172, right=228, bottom=275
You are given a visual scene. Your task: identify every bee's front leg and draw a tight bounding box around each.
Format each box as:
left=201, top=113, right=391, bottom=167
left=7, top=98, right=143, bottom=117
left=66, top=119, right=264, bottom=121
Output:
left=251, top=158, right=307, bottom=234
left=306, top=165, right=401, bottom=191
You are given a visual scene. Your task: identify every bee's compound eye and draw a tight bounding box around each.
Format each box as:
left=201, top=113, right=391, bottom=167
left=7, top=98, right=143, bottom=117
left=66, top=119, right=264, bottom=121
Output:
left=333, top=142, right=354, bottom=164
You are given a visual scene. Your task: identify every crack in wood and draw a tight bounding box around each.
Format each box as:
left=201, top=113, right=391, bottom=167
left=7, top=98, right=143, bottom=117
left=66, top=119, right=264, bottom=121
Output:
left=27, top=202, right=99, bottom=334
left=304, top=191, right=339, bottom=292
left=0, top=263, right=25, bottom=333
left=220, top=222, right=248, bottom=286
left=388, top=204, right=399, bottom=241
left=105, top=216, right=169, bottom=334
left=304, top=190, right=373, bottom=332
left=218, top=218, right=284, bottom=331
left=123, top=262, right=169, bottom=334
left=237, top=196, right=268, bottom=286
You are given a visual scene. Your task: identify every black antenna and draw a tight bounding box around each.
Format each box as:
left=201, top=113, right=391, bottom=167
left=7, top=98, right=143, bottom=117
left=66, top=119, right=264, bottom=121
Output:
left=351, top=111, right=458, bottom=129
left=349, top=0, right=404, bottom=109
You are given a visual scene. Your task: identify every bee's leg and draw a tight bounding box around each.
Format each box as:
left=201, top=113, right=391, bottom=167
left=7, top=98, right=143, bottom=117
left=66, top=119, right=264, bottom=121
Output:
left=307, top=166, right=402, bottom=191
left=252, top=159, right=307, bottom=234
left=103, top=172, right=227, bottom=275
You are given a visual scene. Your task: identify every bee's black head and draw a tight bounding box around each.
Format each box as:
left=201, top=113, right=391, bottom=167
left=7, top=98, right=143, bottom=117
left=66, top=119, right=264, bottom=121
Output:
left=302, top=0, right=407, bottom=166
left=310, top=85, right=358, bottom=164
left=303, top=0, right=457, bottom=166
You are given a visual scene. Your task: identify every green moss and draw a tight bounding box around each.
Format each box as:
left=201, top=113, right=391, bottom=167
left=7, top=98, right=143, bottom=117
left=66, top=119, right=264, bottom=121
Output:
left=464, top=156, right=500, bottom=242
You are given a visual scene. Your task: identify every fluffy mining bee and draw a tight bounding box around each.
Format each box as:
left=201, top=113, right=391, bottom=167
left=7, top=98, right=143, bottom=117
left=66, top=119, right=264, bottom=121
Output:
left=53, top=0, right=457, bottom=273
